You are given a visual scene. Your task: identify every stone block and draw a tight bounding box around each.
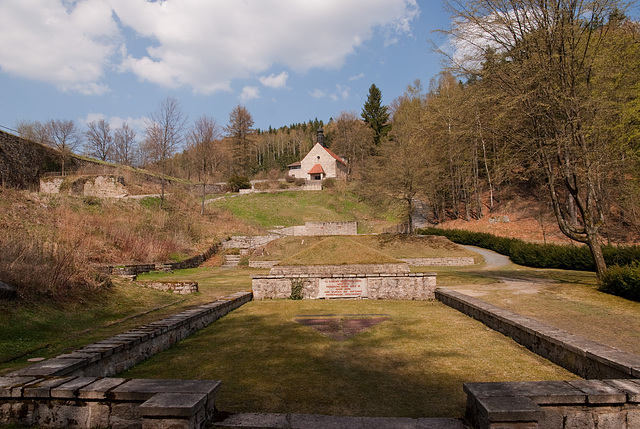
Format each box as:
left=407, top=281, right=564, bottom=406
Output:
left=596, top=410, right=626, bottom=429
left=564, top=410, right=596, bottom=429
left=604, top=379, right=640, bottom=403
left=51, top=377, right=99, bottom=399
left=141, top=417, right=191, bottom=429
left=36, top=402, right=90, bottom=428
left=110, top=379, right=221, bottom=402
left=627, top=409, right=640, bottom=428
left=476, top=396, right=543, bottom=422
left=79, top=377, right=128, bottom=399
left=12, top=358, right=87, bottom=377
left=139, top=393, right=206, bottom=417
left=23, top=376, right=76, bottom=398
left=567, top=380, right=626, bottom=404
left=0, top=376, right=39, bottom=398
left=87, top=402, right=111, bottom=428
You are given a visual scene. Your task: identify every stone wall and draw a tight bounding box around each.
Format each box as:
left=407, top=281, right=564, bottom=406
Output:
left=0, top=376, right=221, bottom=429
left=100, top=241, right=221, bottom=277
left=464, top=379, right=640, bottom=429
left=248, top=260, right=279, bottom=269
left=40, top=175, right=128, bottom=197
left=2, top=291, right=252, bottom=429
left=269, top=263, right=410, bottom=275
left=302, top=221, right=357, bottom=235
left=401, top=257, right=475, bottom=266
left=252, top=273, right=436, bottom=300
left=136, top=281, right=198, bottom=294
left=436, top=288, right=640, bottom=379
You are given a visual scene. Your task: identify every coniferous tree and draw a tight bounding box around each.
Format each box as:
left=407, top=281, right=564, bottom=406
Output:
left=361, top=83, right=390, bottom=148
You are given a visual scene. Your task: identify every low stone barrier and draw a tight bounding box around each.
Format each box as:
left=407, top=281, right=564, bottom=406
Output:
left=252, top=273, right=436, bottom=300
left=248, top=260, right=279, bottom=269
left=269, top=263, right=410, bottom=276
left=0, top=376, right=221, bottom=429
left=464, top=379, right=640, bottom=429
left=436, top=288, right=640, bottom=379
left=100, top=241, right=221, bottom=277
left=401, top=257, right=475, bottom=266
left=137, top=281, right=198, bottom=294
left=2, top=291, right=253, bottom=428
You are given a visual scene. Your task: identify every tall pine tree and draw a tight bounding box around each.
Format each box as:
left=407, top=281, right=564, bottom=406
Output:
left=361, top=83, right=390, bottom=147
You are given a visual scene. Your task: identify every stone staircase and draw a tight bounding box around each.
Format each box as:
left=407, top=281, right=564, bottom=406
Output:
left=222, top=255, right=242, bottom=267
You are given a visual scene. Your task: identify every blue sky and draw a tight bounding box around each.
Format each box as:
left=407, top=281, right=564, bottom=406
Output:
left=0, top=1, right=637, bottom=137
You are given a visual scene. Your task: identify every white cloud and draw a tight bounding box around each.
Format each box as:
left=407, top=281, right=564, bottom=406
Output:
left=349, top=73, right=365, bottom=81
left=240, top=86, right=260, bottom=102
left=0, top=0, right=419, bottom=95
left=309, top=89, right=326, bottom=99
left=259, top=71, right=289, bottom=89
left=82, top=113, right=147, bottom=133
left=331, top=84, right=350, bottom=101
left=0, top=0, right=118, bottom=93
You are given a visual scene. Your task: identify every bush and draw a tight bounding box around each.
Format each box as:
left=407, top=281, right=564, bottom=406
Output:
left=227, top=175, right=252, bottom=192
left=322, top=178, right=335, bottom=188
left=290, top=278, right=304, bottom=300
left=285, top=175, right=295, bottom=183
left=294, top=178, right=306, bottom=187
left=599, top=264, right=640, bottom=302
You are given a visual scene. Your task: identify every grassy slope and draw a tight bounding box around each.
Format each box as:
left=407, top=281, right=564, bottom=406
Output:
left=277, top=236, right=402, bottom=266
left=211, top=190, right=398, bottom=233
left=253, top=234, right=478, bottom=263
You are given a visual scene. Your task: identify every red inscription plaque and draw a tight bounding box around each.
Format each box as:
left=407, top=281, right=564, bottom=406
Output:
left=318, top=278, right=368, bottom=298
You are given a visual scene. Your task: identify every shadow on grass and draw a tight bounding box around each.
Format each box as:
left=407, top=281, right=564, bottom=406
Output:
left=120, top=300, right=577, bottom=418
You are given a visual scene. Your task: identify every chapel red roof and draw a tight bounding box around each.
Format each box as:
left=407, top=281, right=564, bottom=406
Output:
left=308, top=164, right=325, bottom=174
left=321, top=145, right=348, bottom=166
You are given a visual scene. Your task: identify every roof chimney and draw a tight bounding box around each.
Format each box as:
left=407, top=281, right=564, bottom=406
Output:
left=317, top=128, right=324, bottom=146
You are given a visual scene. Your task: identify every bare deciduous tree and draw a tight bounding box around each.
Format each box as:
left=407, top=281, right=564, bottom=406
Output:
left=84, top=119, right=113, bottom=161
left=47, top=119, right=82, bottom=176
left=113, top=123, right=137, bottom=167
left=187, top=115, right=224, bottom=214
left=144, top=97, right=187, bottom=207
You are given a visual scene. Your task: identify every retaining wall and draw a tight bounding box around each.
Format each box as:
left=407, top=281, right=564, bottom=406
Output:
left=136, top=281, right=199, bottom=294
left=401, top=257, right=475, bottom=266
left=252, top=273, right=436, bottom=300
left=100, top=242, right=221, bottom=277
left=464, top=379, right=640, bottom=429
left=2, top=291, right=252, bottom=428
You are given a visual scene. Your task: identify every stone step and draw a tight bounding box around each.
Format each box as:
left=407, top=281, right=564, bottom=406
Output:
left=214, top=413, right=469, bottom=428
left=222, top=255, right=242, bottom=267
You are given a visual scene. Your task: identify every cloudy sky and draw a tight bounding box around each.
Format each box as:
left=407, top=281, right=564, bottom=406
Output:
left=1, top=1, right=636, bottom=136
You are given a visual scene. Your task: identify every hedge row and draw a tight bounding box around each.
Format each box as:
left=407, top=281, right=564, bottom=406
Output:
left=417, top=227, right=640, bottom=271
left=599, top=263, right=640, bottom=301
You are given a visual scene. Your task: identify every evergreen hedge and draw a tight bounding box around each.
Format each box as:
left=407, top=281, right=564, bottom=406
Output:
left=599, top=263, right=640, bottom=302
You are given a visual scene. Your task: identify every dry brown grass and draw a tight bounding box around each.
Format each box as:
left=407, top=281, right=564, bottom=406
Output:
left=0, top=187, right=261, bottom=301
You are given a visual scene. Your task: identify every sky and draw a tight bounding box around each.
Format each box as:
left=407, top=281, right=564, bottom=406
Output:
left=0, top=0, right=637, bottom=138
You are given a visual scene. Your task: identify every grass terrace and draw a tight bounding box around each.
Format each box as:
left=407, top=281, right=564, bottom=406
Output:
left=120, top=299, right=579, bottom=418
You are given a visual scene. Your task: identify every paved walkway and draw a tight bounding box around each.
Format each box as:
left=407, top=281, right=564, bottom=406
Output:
left=460, top=245, right=511, bottom=270
left=215, top=413, right=468, bottom=428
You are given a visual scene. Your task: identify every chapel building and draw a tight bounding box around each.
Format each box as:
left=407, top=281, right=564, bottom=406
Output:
left=287, top=129, right=348, bottom=181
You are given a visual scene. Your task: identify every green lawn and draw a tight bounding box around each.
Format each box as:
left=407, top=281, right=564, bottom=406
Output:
left=120, top=299, right=578, bottom=418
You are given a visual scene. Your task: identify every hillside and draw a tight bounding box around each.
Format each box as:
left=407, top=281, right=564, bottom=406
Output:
left=418, top=188, right=640, bottom=246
